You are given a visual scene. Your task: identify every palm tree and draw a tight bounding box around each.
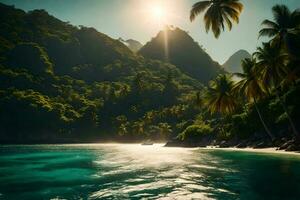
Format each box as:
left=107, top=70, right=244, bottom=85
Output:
left=143, top=111, right=155, bottom=124
left=132, top=121, right=145, bottom=136
left=158, top=123, right=172, bottom=139
left=190, top=0, right=243, bottom=38
left=115, top=115, right=129, bottom=136
left=204, top=74, right=237, bottom=115
left=204, top=74, right=237, bottom=135
left=254, top=42, right=289, bottom=90
left=254, top=42, right=299, bottom=137
left=132, top=73, right=144, bottom=94
left=193, top=91, right=203, bottom=109
left=259, top=4, right=300, bottom=57
left=281, top=60, right=300, bottom=87
left=118, top=123, right=129, bottom=136
left=233, top=58, right=275, bottom=140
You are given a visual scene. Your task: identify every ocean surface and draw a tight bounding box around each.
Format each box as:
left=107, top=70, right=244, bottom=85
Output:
left=1, top=144, right=300, bottom=200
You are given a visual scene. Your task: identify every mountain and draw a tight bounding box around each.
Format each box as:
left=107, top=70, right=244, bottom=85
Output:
left=0, top=3, right=203, bottom=143
left=119, top=38, right=143, bottom=52
left=222, top=50, right=251, bottom=73
left=0, top=3, right=136, bottom=78
left=139, top=27, right=223, bottom=83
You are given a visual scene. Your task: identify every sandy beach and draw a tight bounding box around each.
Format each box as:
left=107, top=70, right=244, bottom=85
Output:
left=202, top=146, right=300, bottom=156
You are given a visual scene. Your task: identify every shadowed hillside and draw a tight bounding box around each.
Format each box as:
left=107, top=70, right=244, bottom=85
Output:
left=139, top=27, right=223, bottom=83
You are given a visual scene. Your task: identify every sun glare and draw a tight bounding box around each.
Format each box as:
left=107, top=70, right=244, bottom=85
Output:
left=144, top=2, right=169, bottom=26
left=136, top=0, right=184, bottom=29
left=151, top=5, right=164, bottom=21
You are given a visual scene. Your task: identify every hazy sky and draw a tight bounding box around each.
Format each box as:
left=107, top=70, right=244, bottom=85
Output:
left=1, top=0, right=299, bottom=64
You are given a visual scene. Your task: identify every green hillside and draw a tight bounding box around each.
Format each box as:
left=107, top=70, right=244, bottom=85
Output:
left=0, top=3, right=204, bottom=143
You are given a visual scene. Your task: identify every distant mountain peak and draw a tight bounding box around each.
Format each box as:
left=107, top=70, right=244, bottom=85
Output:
left=118, top=38, right=143, bottom=53
left=223, top=50, right=251, bottom=73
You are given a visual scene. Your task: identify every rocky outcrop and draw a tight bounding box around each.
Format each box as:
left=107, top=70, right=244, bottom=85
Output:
left=165, top=136, right=300, bottom=153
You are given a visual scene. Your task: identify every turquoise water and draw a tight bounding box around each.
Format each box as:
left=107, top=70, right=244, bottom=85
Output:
left=1, top=144, right=300, bottom=200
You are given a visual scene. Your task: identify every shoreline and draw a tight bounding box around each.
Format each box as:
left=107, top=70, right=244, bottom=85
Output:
left=199, top=146, right=300, bottom=156
left=1, top=142, right=300, bottom=156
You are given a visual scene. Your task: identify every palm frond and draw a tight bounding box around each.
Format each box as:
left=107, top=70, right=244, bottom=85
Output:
left=223, top=0, right=244, bottom=13
left=204, top=8, right=213, bottom=33
left=291, top=9, right=300, bottom=25
left=190, top=0, right=243, bottom=38
left=190, top=1, right=211, bottom=21
left=259, top=28, right=277, bottom=38
left=261, top=19, right=280, bottom=29
left=205, top=74, right=237, bottom=115
left=210, top=7, right=223, bottom=37
left=222, top=6, right=240, bottom=23
left=222, top=13, right=233, bottom=30
left=272, top=4, right=291, bottom=26
left=233, top=72, right=245, bottom=78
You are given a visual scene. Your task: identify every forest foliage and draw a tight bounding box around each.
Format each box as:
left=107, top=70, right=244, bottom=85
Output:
left=0, top=3, right=207, bottom=143
left=0, top=2, right=299, bottom=145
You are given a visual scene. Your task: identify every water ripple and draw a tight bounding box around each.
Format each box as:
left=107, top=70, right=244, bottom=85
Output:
left=1, top=144, right=300, bottom=199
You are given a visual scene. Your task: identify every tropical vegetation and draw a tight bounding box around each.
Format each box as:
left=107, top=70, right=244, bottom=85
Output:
left=179, top=2, right=300, bottom=149
left=0, top=2, right=300, bottom=150
left=0, top=3, right=206, bottom=143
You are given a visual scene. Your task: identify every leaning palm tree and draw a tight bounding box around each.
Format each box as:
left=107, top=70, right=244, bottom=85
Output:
left=259, top=4, right=300, bottom=57
left=190, top=0, right=243, bottom=38
left=254, top=42, right=299, bottom=137
left=233, top=58, right=275, bottom=140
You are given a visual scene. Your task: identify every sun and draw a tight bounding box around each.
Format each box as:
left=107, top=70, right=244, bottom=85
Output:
left=138, top=1, right=180, bottom=28
left=151, top=6, right=164, bottom=20
left=149, top=4, right=167, bottom=23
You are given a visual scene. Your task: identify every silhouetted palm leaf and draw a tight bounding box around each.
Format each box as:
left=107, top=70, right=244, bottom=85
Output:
left=259, top=28, right=277, bottom=38
left=259, top=5, right=300, bottom=56
left=233, top=58, right=265, bottom=102
left=254, top=42, right=289, bottom=89
left=190, top=1, right=211, bottom=21
left=190, top=0, right=243, bottom=38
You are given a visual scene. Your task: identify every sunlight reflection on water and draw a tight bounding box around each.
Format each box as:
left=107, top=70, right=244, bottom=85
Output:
left=1, top=144, right=300, bottom=199
left=88, top=144, right=233, bottom=199
left=96, top=143, right=194, bottom=165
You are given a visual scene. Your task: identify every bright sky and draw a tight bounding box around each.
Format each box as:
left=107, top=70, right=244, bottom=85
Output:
left=1, top=0, right=299, bottom=64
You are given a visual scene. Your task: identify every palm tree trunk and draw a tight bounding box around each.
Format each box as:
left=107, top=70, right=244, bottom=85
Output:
left=220, top=117, right=228, bottom=138
left=253, top=98, right=275, bottom=141
left=275, top=89, right=299, bottom=137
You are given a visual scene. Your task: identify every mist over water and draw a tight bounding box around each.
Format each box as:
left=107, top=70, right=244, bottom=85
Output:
left=1, top=144, right=300, bottom=199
